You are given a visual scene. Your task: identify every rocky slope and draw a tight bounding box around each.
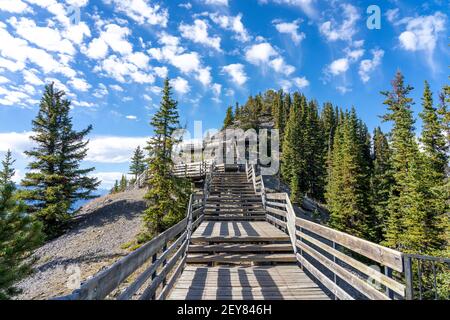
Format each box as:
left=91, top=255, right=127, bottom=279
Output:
left=15, top=189, right=147, bottom=300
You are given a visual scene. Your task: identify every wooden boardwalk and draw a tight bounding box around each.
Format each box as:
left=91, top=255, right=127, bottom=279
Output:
left=168, top=172, right=329, bottom=300
left=168, top=265, right=329, bottom=300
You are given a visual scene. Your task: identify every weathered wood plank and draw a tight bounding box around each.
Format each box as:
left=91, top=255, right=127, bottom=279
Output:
left=140, top=240, right=188, bottom=300
left=297, top=232, right=405, bottom=296
left=266, top=193, right=286, bottom=200
left=118, top=231, right=187, bottom=300
left=297, top=241, right=389, bottom=300
left=296, top=253, right=354, bottom=300
left=74, top=217, right=188, bottom=300
left=295, top=217, right=404, bottom=272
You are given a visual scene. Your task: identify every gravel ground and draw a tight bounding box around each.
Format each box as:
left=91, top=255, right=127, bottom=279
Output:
left=15, top=189, right=147, bottom=300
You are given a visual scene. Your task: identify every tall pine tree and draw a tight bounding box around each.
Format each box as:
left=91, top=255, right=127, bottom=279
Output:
left=143, top=78, right=190, bottom=239
left=20, top=83, right=99, bottom=238
left=0, top=151, right=43, bottom=299
left=129, top=146, right=146, bottom=180
left=381, top=72, right=445, bottom=253
left=326, top=110, right=371, bottom=238
left=223, top=106, right=234, bottom=128
left=370, top=127, right=393, bottom=242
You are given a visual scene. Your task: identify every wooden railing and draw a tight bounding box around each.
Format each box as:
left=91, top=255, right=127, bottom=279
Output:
left=173, top=161, right=211, bottom=178
left=403, top=253, right=450, bottom=300
left=55, top=194, right=204, bottom=300
left=246, top=163, right=411, bottom=300
left=127, top=161, right=214, bottom=191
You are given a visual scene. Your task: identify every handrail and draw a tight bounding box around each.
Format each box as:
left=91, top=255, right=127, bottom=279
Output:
left=264, top=192, right=407, bottom=300
left=54, top=194, right=204, bottom=300
left=246, top=162, right=418, bottom=300
left=403, top=253, right=450, bottom=300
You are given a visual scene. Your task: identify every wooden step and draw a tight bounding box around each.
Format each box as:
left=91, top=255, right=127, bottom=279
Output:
left=189, top=243, right=293, bottom=253
left=191, top=235, right=290, bottom=243
left=204, top=216, right=266, bottom=221
left=204, top=211, right=266, bottom=215
left=205, top=204, right=264, bottom=208
left=187, top=253, right=297, bottom=264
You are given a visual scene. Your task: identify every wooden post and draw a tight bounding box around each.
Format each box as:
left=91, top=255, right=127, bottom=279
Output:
left=162, top=244, right=167, bottom=287
left=404, top=255, right=413, bottom=300
left=385, top=267, right=394, bottom=299
left=151, top=252, right=158, bottom=300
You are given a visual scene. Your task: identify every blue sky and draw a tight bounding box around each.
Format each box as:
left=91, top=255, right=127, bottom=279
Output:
left=0, top=0, right=448, bottom=189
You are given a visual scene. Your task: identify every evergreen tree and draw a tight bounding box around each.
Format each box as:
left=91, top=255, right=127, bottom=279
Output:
left=381, top=71, right=445, bottom=253
left=129, top=146, right=146, bottom=180
left=370, top=127, right=393, bottom=242
left=110, top=180, right=119, bottom=194
left=119, top=175, right=128, bottom=192
left=20, top=83, right=99, bottom=238
left=419, top=81, right=448, bottom=180
left=0, top=151, right=43, bottom=299
left=223, top=106, right=234, bottom=128
left=143, top=78, right=190, bottom=239
left=320, top=102, right=337, bottom=183
left=326, top=111, right=371, bottom=238
left=282, top=93, right=304, bottom=203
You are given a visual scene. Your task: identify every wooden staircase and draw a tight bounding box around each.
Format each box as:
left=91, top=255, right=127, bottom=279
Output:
left=169, top=170, right=328, bottom=299
left=186, top=171, right=296, bottom=265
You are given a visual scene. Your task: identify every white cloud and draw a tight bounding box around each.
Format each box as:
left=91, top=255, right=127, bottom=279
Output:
left=258, top=0, right=316, bottom=18
left=245, top=42, right=295, bottom=75
left=196, top=67, right=212, bottom=86
left=0, top=131, right=34, bottom=153
left=0, top=24, right=72, bottom=76
left=153, top=66, right=168, bottom=78
left=171, top=77, right=190, bottom=94
left=269, top=57, right=295, bottom=76
left=274, top=20, right=305, bottom=45
left=103, top=0, right=169, bottom=27
left=328, top=58, right=350, bottom=75
left=222, top=63, right=248, bottom=86
left=179, top=19, right=221, bottom=51
left=9, top=17, right=75, bottom=55
left=94, top=54, right=155, bottom=84
left=279, top=76, right=309, bottom=91
left=85, top=24, right=132, bottom=59
left=0, top=76, right=10, bottom=84
left=88, top=171, right=133, bottom=189
left=385, top=8, right=399, bottom=23
left=0, top=0, right=31, bottom=13
left=147, top=33, right=212, bottom=86
left=126, top=115, right=137, bottom=120
left=245, top=42, right=277, bottom=64
left=208, top=13, right=250, bottom=42
left=336, top=85, right=351, bottom=94
left=72, top=100, right=95, bottom=107
left=179, top=2, right=192, bottom=9
left=205, top=0, right=228, bottom=6
left=110, top=84, right=124, bottom=91
left=320, top=4, right=360, bottom=42
left=359, top=49, right=384, bottom=83
left=86, top=136, right=148, bottom=163
left=93, top=83, right=108, bottom=98
left=398, top=12, right=446, bottom=54
left=22, top=69, right=44, bottom=86
left=68, top=77, right=91, bottom=91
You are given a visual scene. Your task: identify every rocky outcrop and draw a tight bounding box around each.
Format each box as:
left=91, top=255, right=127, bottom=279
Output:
left=15, top=189, right=147, bottom=300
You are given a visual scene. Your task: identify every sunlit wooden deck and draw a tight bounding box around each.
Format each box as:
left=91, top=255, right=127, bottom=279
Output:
left=191, top=221, right=290, bottom=241
left=168, top=265, right=330, bottom=300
